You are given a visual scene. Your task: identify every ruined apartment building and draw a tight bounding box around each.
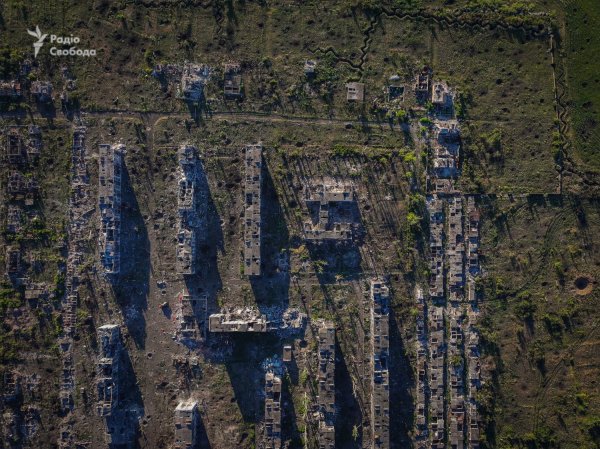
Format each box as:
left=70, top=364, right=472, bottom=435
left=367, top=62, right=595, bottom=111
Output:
left=317, top=322, right=336, bottom=449
left=176, top=144, right=203, bottom=275
left=448, top=307, right=466, bottom=449
left=244, top=144, right=262, bottom=276
left=96, top=324, right=122, bottom=417
left=414, top=287, right=428, bottom=446
left=264, top=368, right=282, bottom=449
left=304, top=181, right=356, bottom=242
left=98, top=144, right=123, bottom=274
left=447, top=196, right=465, bottom=301
left=428, top=306, right=446, bottom=449
left=208, top=307, right=268, bottom=332
left=174, top=400, right=199, bottom=449
left=427, top=196, right=445, bottom=300
left=175, top=290, right=207, bottom=344
left=370, top=279, right=390, bottom=449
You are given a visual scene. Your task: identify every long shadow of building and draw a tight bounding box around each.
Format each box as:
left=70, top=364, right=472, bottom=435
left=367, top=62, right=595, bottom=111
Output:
left=113, top=160, right=150, bottom=350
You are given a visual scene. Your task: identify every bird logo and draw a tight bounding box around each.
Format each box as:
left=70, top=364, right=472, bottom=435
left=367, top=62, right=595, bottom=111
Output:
left=26, top=26, right=48, bottom=58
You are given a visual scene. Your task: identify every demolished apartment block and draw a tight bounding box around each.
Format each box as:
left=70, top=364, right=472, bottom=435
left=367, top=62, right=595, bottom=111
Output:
left=428, top=305, right=445, bottom=449
left=209, top=307, right=268, bottom=332
left=174, top=400, right=199, bottom=449
left=370, top=279, right=390, bottom=449
left=346, top=82, right=365, bottom=102
left=96, top=324, right=122, bottom=417
left=176, top=144, right=205, bottom=275
left=5, top=246, right=21, bottom=274
left=179, top=63, right=210, bottom=102
left=244, top=144, right=262, bottom=276
left=447, top=196, right=465, bottom=301
left=5, top=127, right=25, bottom=165
left=317, top=321, right=336, bottom=449
left=414, top=287, right=428, bottom=444
left=414, top=68, right=430, bottom=97
left=31, top=81, right=53, bottom=103
left=427, top=196, right=445, bottom=300
left=175, top=290, right=207, bottom=344
left=27, top=125, right=41, bottom=162
left=0, top=81, right=22, bottom=100
left=6, top=205, right=23, bottom=233
left=304, top=180, right=357, bottom=242
left=466, top=197, right=480, bottom=276
left=448, top=307, right=466, bottom=449
left=98, top=143, right=123, bottom=275
left=264, top=366, right=283, bottom=449
left=224, top=63, right=243, bottom=98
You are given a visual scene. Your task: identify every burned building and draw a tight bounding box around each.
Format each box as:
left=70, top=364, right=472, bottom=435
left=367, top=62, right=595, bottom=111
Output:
left=0, top=81, right=22, bottom=100
left=175, top=290, right=207, bottom=344
left=5, top=127, right=25, bottom=165
left=27, top=125, right=42, bottom=162
left=224, top=63, right=243, bottom=98
left=430, top=122, right=461, bottom=181
left=264, top=366, right=282, bottom=449
left=176, top=144, right=205, bottom=275
left=370, top=279, right=390, bottom=449
left=346, top=82, right=365, bottom=102
left=31, top=81, right=53, bottom=103
left=428, top=306, right=445, bottom=449
left=466, top=197, right=480, bottom=276
left=448, top=307, right=466, bottom=449
left=303, top=180, right=357, bottom=242
left=98, top=143, right=123, bottom=275
left=414, top=287, right=428, bottom=443
left=174, top=400, right=199, bottom=449
left=414, top=68, right=430, bottom=97
left=179, top=63, right=210, bottom=102
left=317, top=322, right=336, bottom=449
left=244, top=144, right=262, bottom=276
left=5, top=246, right=21, bottom=274
left=209, top=307, right=268, bottom=333
left=447, top=196, right=465, bottom=301
left=96, top=324, right=122, bottom=417
left=6, top=205, right=23, bottom=233
left=427, top=196, right=445, bottom=300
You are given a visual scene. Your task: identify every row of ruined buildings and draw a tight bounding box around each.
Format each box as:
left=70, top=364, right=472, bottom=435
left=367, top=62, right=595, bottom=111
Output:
left=414, top=72, right=484, bottom=449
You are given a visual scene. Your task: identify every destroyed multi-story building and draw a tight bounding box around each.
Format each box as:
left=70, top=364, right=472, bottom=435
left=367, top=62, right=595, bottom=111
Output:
left=174, top=400, right=199, bottom=449
left=466, top=197, right=480, bottom=276
left=27, top=125, right=41, bottom=162
left=224, top=63, right=243, bottom=98
left=98, top=143, right=123, bottom=275
left=244, top=144, right=262, bottom=276
left=304, top=60, right=317, bottom=77
left=31, top=81, right=53, bottom=103
left=414, top=68, right=431, bottom=97
left=176, top=144, right=205, bottom=275
left=96, top=324, right=122, bottom=417
left=448, top=307, right=466, bottom=449
left=6, top=205, right=23, bottom=233
left=346, top=82, right=365, bottom=102
left=175, top=290, right=207, bottom=344
left=428, top=305, right=445, bottom=449
left=427, top=196, right=445, bottom=300
left=303, top=180, right=357, bottom=242
left=370, top=279, right=390, bottom=449
left=317, top=321, right=336, bottom=449
left=447, top=196, right=465, bottom=301
left=5, top=126, right=24, bottom=165
left=264, top=366, right=282, bottom=449
left=414, top=287, right=428, bottom=445
left=5, top=246, right=21, bottom=274
left=0, top=81, right=22, bottom=101
left=209, top=307, right=268, bottom=332
left=179, top=63, right=210, bottom=102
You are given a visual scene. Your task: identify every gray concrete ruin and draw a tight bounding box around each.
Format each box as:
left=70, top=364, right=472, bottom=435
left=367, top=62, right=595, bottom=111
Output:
left=370, top=279, right=390, bottom=449
left=179, top=63, right=210, bottom=103
left=174, top=400, right=199, bottom=449
left=175, top=290, right=207, bottom=344
left=98, top=143, right=123, bottom=275
left=176, top=144, right=206, bottom=275
left=264, top=366, right=282, bottom=449
left=96, top=324, right=122, bottom=417
left=209, top=307, right=268, bottom=333
left=317, top=321, right=336, bottom=449
left=303, top=180, right=357, bottom=242
left=244, top=144, right=262, bottom=276
left=31, top=81, right=53, bottom=103
left=224, top=63, right=243, bottom=98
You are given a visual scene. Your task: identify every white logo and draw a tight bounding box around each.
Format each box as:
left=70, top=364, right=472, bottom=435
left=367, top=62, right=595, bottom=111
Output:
left=27, top=25, right=48, bottom=58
